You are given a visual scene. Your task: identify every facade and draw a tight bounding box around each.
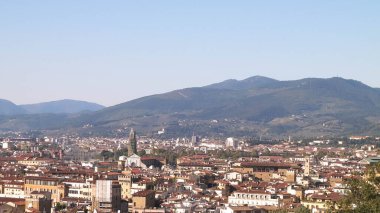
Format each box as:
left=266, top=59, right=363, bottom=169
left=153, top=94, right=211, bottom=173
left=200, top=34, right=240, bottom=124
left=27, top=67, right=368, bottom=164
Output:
left=126, top=154, right=145, bottom=168
left=94, top=180, right=122, bottom=213
left=127, top=129, right=137, bottom=156
left=301, top=192, right=342, bottom=213
left=24, top=176, right=66, bottom=204
left=118, top=172, right=132, bottom=199
left=131, top=190, right=155, bottom=212
left=226, top=137, right=238, bottom=149
left=3, top=182, right=24, bottom=198
left=224, top=171, right=243, bottom=182
left=234, top=162, right=299, bottom=183
left=228, top=190, right=279, bottom=207
left=220, top=206, right=267, bottom=213
left=304, top=156, right=311, bottom=176
left=25, top=191, right=53, bottom=213
left=63, top=180, right=92, bottom=201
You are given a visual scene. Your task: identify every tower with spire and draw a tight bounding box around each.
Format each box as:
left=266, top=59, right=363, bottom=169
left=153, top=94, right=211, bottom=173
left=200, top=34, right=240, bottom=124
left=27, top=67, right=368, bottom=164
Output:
left=127, top=128, right=137, bottom=156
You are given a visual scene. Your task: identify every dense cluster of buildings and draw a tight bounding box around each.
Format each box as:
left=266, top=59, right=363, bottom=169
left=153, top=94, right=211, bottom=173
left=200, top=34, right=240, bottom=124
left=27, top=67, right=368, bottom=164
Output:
left=0, top=131, right=378, bottom=213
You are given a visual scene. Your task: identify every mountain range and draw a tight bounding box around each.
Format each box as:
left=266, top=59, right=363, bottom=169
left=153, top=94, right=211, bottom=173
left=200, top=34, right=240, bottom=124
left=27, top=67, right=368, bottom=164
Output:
left=0, top=99, right=104, bottom=115
left=1, top=76, right=380, bottom=138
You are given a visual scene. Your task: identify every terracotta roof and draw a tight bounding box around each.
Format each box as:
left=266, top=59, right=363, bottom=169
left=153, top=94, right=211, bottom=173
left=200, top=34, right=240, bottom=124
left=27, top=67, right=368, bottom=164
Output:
left=133, top=190, right=155, bottom=197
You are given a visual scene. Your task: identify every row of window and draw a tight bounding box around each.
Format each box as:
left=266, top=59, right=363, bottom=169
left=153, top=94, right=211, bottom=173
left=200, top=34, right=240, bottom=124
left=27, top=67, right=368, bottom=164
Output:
left=25, top=180, right=58, bottom=186
left=230, top=199, right=277, bottom=206
left=25, top=187, right=57, bottom=194
left=68, top=190, right=90, bottom=196
left=234, top=193, right=270, bottom=200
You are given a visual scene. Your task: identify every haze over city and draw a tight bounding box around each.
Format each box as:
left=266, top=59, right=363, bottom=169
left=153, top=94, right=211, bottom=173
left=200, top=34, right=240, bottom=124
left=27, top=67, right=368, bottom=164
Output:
left=1, top=1, right=379, bottom=106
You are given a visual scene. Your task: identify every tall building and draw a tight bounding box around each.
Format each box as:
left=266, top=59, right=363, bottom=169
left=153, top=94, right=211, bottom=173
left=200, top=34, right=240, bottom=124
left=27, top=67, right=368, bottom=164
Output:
left=225, top=137, right=238, bottom=149
left=191, top=134, right=200, bottom=146
left=304, top=156, right=311, bottom=177
left=93, top=180, right=122, bottom=213
left=127, top=129, right=137, bottom=156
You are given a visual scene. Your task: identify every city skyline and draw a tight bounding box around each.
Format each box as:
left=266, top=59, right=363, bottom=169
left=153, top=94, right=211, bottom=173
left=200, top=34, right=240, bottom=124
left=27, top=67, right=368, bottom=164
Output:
left=1, top=1, right=379, bottom=106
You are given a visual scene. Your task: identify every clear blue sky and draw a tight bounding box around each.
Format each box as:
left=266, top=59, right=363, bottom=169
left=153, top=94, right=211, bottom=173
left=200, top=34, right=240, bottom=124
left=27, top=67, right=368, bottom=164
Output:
left=0, top=1, right=379, bottom=106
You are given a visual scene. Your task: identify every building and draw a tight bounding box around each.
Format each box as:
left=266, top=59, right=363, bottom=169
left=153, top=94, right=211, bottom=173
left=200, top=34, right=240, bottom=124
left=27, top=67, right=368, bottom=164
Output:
left=131, top=190, right=155, bottom=212
left=191, top=135, right=200, bottom=146
left=25, top=191, right=53, bottom=213
left=304, top=156, right=311, bottom=177
left=24, top=176, right=66, bottom=204
left=234, top=162, right=299, bottom=182
left=359, top=157, right=380, bottom=165
left=63, top=180, right=92, bottom=201
left=0, top=198, right=25, bottom=213
left=220, top=206, right=267, bottom=213
left=301, top=192, right=342, bottom=212
left=127, top=129, right=137, bottom=156
left=3, top=182, right=24, bottom=198
left=93, top=180, right=122, bottom=213
left=226, top=137, right=238, bottom=149
left=118, top=172, right=132, bottom=199
left=228, top=190, right=280, bottom=207
left=126, top=154, right=146, bottom=168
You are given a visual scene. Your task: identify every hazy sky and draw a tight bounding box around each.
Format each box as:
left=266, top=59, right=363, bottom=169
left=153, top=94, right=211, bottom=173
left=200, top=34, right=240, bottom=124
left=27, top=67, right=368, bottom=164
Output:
left=1, top=1, right=379, bottom=106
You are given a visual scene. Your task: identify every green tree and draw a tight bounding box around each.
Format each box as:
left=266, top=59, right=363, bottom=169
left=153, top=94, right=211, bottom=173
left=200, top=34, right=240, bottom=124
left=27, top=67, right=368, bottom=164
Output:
left=337, top=164, right=380, bottom=212
left=55, top=203, right=67, bottom=211
left=100, top=150, right=114, bottom=160
left=294, top=206, right=310, bottom=213
left=137, top=149, right=146, bottom=156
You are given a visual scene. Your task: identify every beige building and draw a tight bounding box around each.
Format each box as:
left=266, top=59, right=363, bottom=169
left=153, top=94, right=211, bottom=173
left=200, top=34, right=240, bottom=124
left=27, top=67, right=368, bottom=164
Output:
left=25, top=191, right=53, bottom=213
left=3, top=182, right=24, bottom=197
left=118, top=172, right=132, bottom=199
left=301, top=192, right=342, bottom=213
left=131, top=190, right=155, bottom=212
left=18, top=158, right=52, bottom=166
left=24, top=176, right=66, bottom=204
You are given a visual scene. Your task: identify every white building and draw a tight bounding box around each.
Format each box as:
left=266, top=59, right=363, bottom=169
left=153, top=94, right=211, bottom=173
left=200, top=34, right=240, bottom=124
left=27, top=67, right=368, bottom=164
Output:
left=63, top=180, right=92, bottom=200
left=224, top=171, right=243, bottom=183
left=125, top=154, right=146, bottom=169
left=226, top=137, right=238, bottom=149
left=95, top=180, right=121, bottom=212
left=2, top=142, right=9, bottom=149
left=228, top=190, right=279, bottom=207
left=220, top=206, right=266, bottom=213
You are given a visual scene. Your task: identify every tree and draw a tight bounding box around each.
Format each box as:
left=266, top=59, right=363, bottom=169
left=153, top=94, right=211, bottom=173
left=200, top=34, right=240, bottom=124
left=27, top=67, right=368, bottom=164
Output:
left=55, top=203, right=67, bottom=211
left=337, top=163, right=380, bottom=212
left=100, top=150, right=114, bottom=160
left=137, top=149, right=146, bottom=156
left=115, top=148, right=129, bottom=158
left=294, top=206, right=310, bottom=213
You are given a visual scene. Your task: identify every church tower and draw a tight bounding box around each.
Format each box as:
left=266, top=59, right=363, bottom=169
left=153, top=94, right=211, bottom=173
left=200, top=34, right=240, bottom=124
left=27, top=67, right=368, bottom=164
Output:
left=304, top=156, right=311, bottom=177
left=127, top=129, right=137, bottom=156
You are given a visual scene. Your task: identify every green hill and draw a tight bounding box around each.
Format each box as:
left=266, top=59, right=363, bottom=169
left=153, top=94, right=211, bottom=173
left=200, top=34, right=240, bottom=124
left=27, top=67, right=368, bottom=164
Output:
left=2, top=77, right=380, bottom=138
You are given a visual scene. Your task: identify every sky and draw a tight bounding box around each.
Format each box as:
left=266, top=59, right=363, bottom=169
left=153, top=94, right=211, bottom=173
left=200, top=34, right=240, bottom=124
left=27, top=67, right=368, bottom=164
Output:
left=0, top=1, right=379, bottom=106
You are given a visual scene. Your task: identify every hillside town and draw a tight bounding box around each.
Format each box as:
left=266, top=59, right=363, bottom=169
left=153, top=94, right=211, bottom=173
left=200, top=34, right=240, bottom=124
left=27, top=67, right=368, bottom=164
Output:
left=0, top=129, right=378, bottom=213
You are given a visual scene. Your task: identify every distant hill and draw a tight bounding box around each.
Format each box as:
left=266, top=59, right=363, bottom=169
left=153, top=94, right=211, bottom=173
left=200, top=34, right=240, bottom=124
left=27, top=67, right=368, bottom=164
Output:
left=20, top=99, right=105, bottom=114
left=206, top=76, right=279, bottom=90
left=2, top=76, right=380, bottom=138
left=0, top=99, right=26, bottom=115
left=80, top=76, right=380, bottom=137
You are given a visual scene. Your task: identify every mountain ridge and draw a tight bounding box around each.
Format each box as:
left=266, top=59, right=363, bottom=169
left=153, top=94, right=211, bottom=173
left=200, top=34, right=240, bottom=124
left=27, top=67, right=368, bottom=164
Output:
left=20, top=99, right=105, bottom=114
left=1, top=76, right=380, bottom=138
left=0, top=99, right=104, bottom=115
